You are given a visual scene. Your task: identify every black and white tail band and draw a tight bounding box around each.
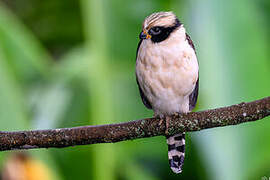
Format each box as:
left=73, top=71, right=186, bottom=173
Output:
left=166, top=133, right=185, bottom=174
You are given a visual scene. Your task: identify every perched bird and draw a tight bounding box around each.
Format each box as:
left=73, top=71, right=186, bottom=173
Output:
left=135, top=11, right=199, bottom=173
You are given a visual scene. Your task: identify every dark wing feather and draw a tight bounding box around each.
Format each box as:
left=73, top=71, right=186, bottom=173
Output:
left=189, top=79, right=199, bottom=111
left=136, top=76, right=152, bottom=109
left=136, top=39, right=152, bottom=109
left=185, top=33, right=196, bottom=53
left=186, top=33, right=199, bottom=111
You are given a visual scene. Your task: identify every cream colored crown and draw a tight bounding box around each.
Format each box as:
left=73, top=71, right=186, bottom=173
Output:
left=143, top=11, right=177, bottom=30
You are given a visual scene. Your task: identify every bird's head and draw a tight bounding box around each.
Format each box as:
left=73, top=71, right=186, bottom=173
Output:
left=139, top=11, right=182, bottom=43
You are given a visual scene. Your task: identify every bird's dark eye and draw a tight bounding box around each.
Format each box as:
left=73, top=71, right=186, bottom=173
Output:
left=150, top=27, right=161, bottom=35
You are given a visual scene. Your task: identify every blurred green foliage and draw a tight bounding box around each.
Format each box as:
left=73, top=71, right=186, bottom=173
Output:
left=0, top=0, right=269, bottom=179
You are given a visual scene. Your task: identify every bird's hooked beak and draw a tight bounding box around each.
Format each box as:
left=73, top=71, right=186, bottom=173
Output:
left=139, top=30, right=151, bottom=40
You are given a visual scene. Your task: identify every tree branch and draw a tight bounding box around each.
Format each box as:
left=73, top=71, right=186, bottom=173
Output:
left=0, top=96, right=269, bottom=151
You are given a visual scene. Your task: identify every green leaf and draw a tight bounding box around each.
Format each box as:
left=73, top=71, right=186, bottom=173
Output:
left=0, top=3, right=52, bottom=84
left=0, top=48, right=28, bottom=130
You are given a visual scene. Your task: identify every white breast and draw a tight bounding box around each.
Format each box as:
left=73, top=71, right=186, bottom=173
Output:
left=136, top=26, right=199, bottom=116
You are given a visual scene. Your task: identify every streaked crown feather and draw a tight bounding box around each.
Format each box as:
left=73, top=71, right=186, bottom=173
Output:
left=143, top=11, right=178, bottom=30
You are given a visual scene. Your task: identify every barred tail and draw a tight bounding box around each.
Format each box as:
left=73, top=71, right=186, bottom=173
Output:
left=166, top=133, right=185, bottom=174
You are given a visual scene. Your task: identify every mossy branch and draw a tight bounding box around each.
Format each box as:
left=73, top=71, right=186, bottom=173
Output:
left=0, top=96, right=269, bottom=151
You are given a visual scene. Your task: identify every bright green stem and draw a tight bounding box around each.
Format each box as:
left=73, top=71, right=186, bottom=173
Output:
left=80, top=0, right=115, bottom=179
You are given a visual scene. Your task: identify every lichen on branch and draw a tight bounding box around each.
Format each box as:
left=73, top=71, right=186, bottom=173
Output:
left=0, top=96, right=269, bottom=151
